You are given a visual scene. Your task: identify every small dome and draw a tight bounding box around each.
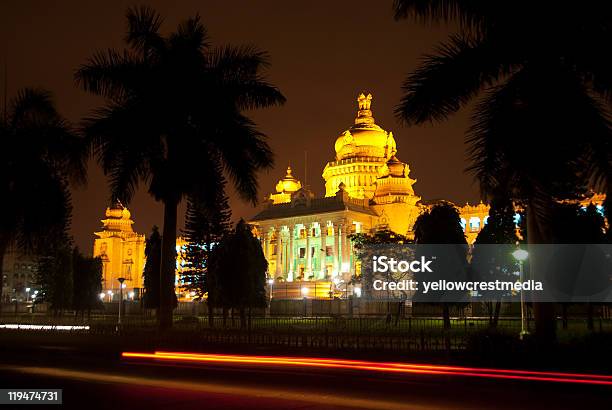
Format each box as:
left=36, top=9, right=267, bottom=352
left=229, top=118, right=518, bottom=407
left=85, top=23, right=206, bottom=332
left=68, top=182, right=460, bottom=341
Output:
left=105, top=207, right=123, bottom=219
left=105, top=201, right=131, bottom=219
left=275, top=166, right=302, bottom=193
left=334, top=93, right=397, bottom=161
left=387, top=156, right=406, bottom=177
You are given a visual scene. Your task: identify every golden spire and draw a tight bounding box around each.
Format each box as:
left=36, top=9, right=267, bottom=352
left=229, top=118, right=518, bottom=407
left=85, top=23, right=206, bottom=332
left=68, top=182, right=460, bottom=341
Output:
left=274, top=165, right=302, bottom=194
left=355, top=93, right=375, bottom=126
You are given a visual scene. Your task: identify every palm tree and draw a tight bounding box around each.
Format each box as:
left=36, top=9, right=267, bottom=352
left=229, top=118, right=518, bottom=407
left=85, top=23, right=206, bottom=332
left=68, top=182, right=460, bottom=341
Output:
left=75, top=7, right=285, bottom=329
left=0, top=88, right=86, bottom=310
left=393, top=1, right=612, bottom=342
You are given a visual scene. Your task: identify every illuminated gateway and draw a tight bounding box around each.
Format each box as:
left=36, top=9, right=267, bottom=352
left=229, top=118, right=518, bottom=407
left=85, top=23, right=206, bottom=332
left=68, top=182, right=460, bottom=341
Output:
left=249, top=93, right=491, bottom=296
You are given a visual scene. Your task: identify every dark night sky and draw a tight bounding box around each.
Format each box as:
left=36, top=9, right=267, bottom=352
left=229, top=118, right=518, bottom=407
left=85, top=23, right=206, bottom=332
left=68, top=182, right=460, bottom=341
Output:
left=0, top=0, right=479, bottom=254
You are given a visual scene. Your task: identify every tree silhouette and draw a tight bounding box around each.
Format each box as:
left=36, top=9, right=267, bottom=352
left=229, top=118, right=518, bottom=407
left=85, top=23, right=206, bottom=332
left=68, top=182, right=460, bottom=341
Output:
left=208, top=220, right=268, bottom=329
left=72, top=247, right=103, bottom=318
left=182, top=171, right=231, bottom=326
left=393, top=0, right=612, bottom=343
left=143, top=226, right=165, bottom=310
left=36, top=241, right=73, bottom=315
left=0, top=88, right=86, bottom=310
left=470, top=197, right=521, bottom=327
left=549, top=203, right=607, bottom=330
left=413, top=203, right=468, bottom=329
left=76, top=6, right=285, bottom=329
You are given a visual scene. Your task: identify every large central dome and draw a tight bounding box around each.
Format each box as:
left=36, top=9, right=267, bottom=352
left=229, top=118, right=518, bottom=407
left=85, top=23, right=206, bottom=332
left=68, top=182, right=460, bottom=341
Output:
left=334, top=93, right=397, bottom=161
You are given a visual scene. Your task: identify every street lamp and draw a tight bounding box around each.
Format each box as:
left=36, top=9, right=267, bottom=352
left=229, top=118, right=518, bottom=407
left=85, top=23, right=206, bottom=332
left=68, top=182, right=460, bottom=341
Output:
left=25, top=288, right=30, bottom=303
left=512, top=248, right=529, bottom=340
left=117, top=277, right=126, bottom=329
left=301, top=286, right=309, bottom=317
left=267, top=278, right=274, bottom=303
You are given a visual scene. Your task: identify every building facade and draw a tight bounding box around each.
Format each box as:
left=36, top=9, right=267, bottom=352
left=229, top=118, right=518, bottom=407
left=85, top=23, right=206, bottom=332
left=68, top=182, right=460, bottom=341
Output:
left=1, top=245, right=37, bottom=303
left=92, top=203, right=192, bottom=301
left=93, top=203, right=146, bottom=299
left=250, top=93, right=503, bottom=296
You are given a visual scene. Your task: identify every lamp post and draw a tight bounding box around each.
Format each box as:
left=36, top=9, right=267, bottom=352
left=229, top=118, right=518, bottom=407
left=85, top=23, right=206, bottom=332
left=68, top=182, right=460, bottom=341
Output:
left=267, top=278, right=274, bottom=303
left=301, top=286, right=308, bottom=317
left=117, top=277, right=126, bottom=329
left=512, top=249, right=529, bottom=340
left=25, top=288, right=30, bottom=303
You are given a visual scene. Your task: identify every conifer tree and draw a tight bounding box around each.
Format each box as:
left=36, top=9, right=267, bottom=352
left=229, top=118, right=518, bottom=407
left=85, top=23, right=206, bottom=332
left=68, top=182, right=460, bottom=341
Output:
left=181, top=179, right=232, bottom=302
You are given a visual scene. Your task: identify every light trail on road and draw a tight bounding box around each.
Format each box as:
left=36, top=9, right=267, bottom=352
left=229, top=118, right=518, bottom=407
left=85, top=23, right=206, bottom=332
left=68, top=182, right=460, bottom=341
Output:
left=122, top=351, right=612, bottom=386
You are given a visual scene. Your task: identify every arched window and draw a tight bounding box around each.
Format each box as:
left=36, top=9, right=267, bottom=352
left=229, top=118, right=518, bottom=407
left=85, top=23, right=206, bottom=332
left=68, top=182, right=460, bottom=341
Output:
left=469, top=217, right=481, bottom=232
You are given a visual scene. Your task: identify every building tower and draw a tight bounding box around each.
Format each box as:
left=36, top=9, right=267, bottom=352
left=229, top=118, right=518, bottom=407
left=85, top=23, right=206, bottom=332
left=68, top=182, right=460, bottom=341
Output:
left=93, top=202, right=145, bottom=300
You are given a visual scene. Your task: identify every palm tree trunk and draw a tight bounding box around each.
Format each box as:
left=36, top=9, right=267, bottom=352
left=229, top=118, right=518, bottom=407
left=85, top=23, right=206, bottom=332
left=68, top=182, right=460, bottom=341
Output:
left=158, top=197, right=178, bottom=330
left=527, top=204, right=556, bottom=345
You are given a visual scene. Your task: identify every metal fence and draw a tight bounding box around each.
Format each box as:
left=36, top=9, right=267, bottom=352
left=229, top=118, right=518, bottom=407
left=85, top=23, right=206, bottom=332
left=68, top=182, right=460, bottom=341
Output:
left=1, top=313, right=610, bottom=353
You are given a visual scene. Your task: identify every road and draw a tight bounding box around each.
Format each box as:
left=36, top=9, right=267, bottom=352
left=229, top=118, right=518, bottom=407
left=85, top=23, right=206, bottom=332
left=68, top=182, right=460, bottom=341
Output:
left=0, top=336, right=610, bottom=409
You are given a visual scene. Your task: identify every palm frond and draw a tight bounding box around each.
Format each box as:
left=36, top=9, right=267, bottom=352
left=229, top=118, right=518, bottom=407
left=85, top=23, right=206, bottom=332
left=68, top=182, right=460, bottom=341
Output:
left=393, top=0, right=488, bottom=32
left=9, top=88, right=56, bottom=128
left=211, top=113, right=274, bottom=205
left=171, top=13, right=210, bottom=51
left=83, top=102, right=154, bottom=203
left=74, top=49, right=143, bottom=100
left=395, top=34, right=506, bottom=125
left=125, top=5, right=165, bottom=55
left=209, top=45, right=271, bottom=80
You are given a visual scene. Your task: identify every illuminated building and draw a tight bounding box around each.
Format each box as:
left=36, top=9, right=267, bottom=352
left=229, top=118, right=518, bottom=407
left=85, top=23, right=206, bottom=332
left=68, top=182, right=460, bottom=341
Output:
left=93, top=202, right=146, bottom=299
left=249, top=93, right=605, bottom=298
left=174, top=236, right=193, bottom=301
left=93, top=204, right=192, bottom=301
left=250, top=93, right=421, bottom=297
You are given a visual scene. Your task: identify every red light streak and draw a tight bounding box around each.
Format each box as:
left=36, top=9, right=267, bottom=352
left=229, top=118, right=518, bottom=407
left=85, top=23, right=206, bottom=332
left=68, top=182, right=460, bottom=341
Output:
left=121, top=351, right=612, bottom=386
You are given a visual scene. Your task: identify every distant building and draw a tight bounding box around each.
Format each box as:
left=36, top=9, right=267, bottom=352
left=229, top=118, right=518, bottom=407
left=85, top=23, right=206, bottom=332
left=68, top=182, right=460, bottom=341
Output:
left=1, top=245, right=37, bottom=303
left=93, top=203, right=146, bottom=300
left=92, top=203, right=191, bottom=301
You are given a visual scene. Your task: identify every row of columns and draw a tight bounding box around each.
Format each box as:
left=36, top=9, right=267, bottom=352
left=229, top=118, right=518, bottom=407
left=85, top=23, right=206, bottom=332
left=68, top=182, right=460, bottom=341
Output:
left=261, top=220, right=352, bottom=281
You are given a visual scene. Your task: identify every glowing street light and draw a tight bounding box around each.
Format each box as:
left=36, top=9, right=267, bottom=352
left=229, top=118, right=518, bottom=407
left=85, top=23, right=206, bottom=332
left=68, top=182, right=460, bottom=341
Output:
left=99, top=292, right=106, bottom=301
left=301, top=286, right=309, bottom=297
left=267, top=278, right=274, bottom=303
left=512, top=248, right=529, bottom=339
left=512, top=249, right=529, bottom=261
